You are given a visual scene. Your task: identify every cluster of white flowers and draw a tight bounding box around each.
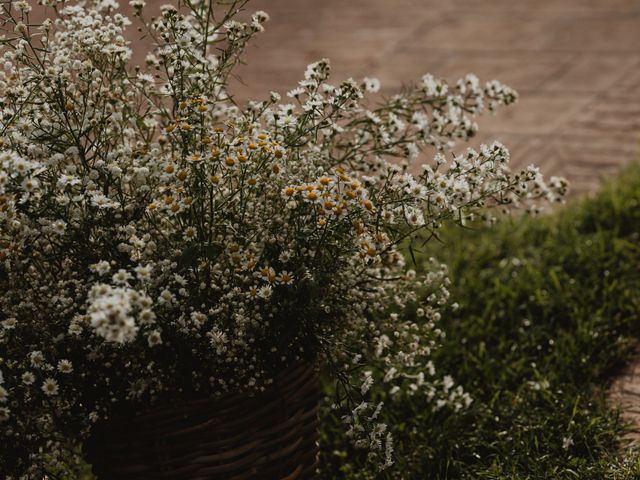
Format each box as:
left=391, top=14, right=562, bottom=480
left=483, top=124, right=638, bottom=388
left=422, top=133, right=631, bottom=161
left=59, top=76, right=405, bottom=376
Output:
left=0, top=0, right=565, bottom=475
left=339, top=396, right=394, bottom=471
left=86, top=283, right=151, bottom=343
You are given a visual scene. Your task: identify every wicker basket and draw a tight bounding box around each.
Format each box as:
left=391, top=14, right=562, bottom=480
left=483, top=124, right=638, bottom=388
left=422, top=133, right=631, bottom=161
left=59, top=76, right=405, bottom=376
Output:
left=85, top=363, right=322, bottom=479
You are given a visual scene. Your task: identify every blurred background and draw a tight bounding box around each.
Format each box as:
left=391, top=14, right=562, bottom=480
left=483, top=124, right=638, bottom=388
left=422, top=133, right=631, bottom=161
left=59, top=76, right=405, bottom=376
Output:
left=230, top=0, right=640, bottom=194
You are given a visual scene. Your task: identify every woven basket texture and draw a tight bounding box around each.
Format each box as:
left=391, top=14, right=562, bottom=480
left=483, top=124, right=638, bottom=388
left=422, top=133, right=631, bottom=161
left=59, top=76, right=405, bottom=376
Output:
left=85, top=363, right=321, bottom=479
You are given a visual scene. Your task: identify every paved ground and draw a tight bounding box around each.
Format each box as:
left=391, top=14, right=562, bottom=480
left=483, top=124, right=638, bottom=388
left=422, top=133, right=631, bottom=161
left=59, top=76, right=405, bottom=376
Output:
left=232, top=0, right=640, bottom=193
left=608, top=346, right=640, bottom=447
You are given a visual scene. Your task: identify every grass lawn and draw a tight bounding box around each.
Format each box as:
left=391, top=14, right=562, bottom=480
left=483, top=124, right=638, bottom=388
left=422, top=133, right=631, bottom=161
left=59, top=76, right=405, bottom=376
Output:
left=320, top=164, right=640, bottom=479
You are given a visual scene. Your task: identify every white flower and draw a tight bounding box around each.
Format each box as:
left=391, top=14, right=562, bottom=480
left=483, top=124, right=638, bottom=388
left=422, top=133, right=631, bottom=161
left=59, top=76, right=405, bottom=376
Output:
left=135, top=264, right=152, bottom=282
left=91, top=261, right=111, bottom=276
left=51, top=220, right=67, bottom=235
left=183, top=227, right=197, bottom=241
left=252, top=10, right=269, bottom=23
left=96, top=0, right=120, bottom=11
left=14, top=0, right=32, bottom=13
left=129, top=0, right=145, bottom=9
left=21, top=177, right=39, bottom=193
left=277, top=114, right=297, bottom=128
left=112, top=269, right=132, bottom=285
left=278, top=250, right=293, bottom=263
left=258, top=285, right=272, bottom=299
left=362, top=77, right=381, bottom=93
left=57, top=360, right=73, bottom=374
left=361, top=373, right=374, bottom=394
left=56, top=174, right=81, bottom=189
left=2, top=317, right=17, bottom=330
left=277, top=271, right=294, bottom=285
left=404, top=206, right=424, bottom=226
left=135, top=305, right=154, bottom=323
left=21, top=372, right=35, bottom=385
left=208, top=329, right=228, bottom=352
left=251, top=10, right=269, bottom=31
left=41, top=378, right=59, bottom=396
left=87, top=284, right=139, bottom=344
left=365, top=111, right=381, bottom=124
left=190, top=311, right=207, bottom=327
left=29, top=351, right=45, bottom=369
left=287, top=87, right=305, bottom=98
left=90, top=192, right=119, bottom=209
left=147, top=330, right=162, bottom=347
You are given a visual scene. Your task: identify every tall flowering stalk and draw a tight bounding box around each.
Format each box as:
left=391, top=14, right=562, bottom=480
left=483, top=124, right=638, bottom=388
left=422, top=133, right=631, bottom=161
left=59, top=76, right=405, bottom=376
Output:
left=0, top=0, right=567, bottom=475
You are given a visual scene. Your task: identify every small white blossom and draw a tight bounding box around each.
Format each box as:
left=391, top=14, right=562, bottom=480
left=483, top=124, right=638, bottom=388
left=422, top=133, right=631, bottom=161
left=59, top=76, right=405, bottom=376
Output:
left=21, top=372, right=35, bottom=385
left=57, top=360, right=73, bottom=374
left=147, top=330, right=162, bottom=347
left=91, top=261, right=111, bottom=276
left=362, top=77, right=381, bottom=93
left=41, top=378, right=59, bottom=396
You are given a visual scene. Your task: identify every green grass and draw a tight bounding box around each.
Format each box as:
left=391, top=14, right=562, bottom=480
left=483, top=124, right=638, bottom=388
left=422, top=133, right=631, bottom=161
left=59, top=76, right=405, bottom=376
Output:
left=319, top=164, right=640, bottom=479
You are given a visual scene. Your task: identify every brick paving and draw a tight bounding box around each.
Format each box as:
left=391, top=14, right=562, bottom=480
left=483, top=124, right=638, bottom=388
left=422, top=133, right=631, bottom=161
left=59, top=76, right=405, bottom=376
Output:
left=608, top=346, right=640, bottom=447
left=232, top=0, right=640, bottom=193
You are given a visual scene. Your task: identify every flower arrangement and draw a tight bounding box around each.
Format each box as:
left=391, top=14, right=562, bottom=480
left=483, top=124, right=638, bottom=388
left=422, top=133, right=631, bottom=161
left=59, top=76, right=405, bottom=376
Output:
left=0, top=0, right=567, bottom=476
